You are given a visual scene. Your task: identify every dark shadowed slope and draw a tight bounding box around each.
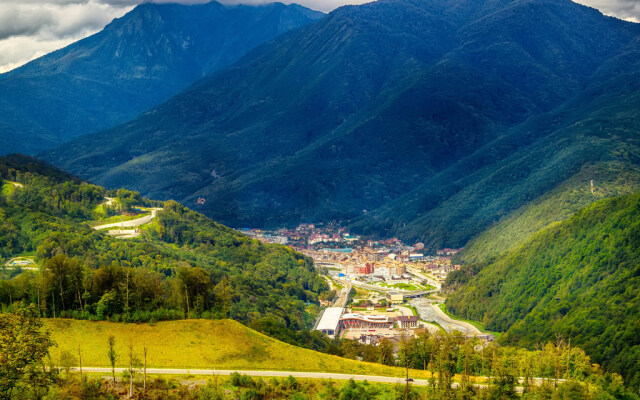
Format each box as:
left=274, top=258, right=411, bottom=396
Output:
left=45, top=0, right=640, bottom=248
left=0, top=1, right=323, bottom=155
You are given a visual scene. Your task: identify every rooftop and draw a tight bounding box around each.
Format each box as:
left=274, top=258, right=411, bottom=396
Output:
left=396, top=316, right=419, bottom=322
left=316, top=307, right=344, bottom=332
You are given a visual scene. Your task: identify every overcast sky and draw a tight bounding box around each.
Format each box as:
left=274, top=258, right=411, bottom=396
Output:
left=0, top=0, right=638, bottom=73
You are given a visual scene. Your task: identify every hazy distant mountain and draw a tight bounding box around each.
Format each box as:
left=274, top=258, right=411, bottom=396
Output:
left=46, top=0, right=640, bottom=248
left=0, top=1, right=323, bottom=154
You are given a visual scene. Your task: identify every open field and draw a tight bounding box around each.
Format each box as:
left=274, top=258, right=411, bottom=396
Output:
left=45, top=319, right=431, bottom=378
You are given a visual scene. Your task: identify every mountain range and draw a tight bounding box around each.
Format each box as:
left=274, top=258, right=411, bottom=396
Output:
left=43, top=0, right=640, bottom=250
left=2, top=0, right=640, bottom=392
left=0, top=1, right=323, bottom=154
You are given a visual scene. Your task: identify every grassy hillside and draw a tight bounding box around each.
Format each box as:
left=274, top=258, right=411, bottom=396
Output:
left=46, top=318, right=424, bottom=378
left=445, top=191, right=640, bottom=389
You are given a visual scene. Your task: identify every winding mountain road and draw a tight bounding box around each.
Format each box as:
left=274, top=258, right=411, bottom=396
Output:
left=92, top=208, right=162, bottom=231
left=409, top=298, right=481, bottom=335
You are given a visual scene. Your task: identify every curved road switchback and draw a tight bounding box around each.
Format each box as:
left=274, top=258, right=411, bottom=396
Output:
left=92, top=208, right=162, bottom=231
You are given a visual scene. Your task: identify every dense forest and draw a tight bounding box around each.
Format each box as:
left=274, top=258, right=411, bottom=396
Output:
left=458, top=162, right=640, bottom=265
left=0, top=155, right=330, bottom=349
left=445, top=191, right=640, bottom=389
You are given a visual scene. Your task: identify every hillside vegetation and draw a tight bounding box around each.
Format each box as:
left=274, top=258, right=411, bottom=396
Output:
left=459, top=161, right=640, bottom=264
left=445, top=191, right=640, bottom=389
left=0, top=154, right=330, bottom=349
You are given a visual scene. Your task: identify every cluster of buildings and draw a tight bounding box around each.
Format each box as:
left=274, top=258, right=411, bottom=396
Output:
left=343, top=262, right=407, bottom=277
left=238, top=223, right=361, bottom=247
left=315, top=306, right=419, bottom=339
left=238, top=223, right=464, bottom=282
left=436, top=247, right=463, bottom=256
left=423, top=262, right=461, bottom=279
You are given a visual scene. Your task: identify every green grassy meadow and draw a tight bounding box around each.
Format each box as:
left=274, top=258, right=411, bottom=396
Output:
left=46, top=319, right=430, bottom=378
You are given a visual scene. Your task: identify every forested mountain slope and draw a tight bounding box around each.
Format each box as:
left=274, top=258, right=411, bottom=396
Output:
left=0, top=1, right=323, bottom=155
left=459, top=162, right=640, bottom=264
left=0, top=154, right=329, bottom=349
left=46, top=0, right=640, bottom=249
left=445, top=191, right=640, bottom=388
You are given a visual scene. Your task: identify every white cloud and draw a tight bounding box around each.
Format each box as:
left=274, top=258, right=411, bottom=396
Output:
left=0, top=0, right=637, bottom=73
left=0, top=0, right=134, bottom=72
left=575, top=0, right=640, bottom=22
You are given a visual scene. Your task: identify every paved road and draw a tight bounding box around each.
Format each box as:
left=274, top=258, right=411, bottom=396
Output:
left=92, top=208, right=162, bottom=231
left=107, top=229, right=141, bottom=239
left=409, top=298, right=481, bottom=335
left=407, top=267, right=442, bottom=290
left=430, top=302, right=482, bottom=335
left=75, top=367, right=556, bottom=393
left=78, top=367, right=425, bottom=385
left=333, top=278, right=352, bottom=308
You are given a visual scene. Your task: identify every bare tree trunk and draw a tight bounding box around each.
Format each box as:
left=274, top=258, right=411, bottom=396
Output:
left=77, top=286, right=83, bottom=311
left=78, top=347, right=83, bottom=381
left=51, top=291, right=56, bottom=318
left=184, top=283, right=190, bottom=318
left=143, top=347, right=147, bottom=394
left=125, top=269, right=130, bottom=319
left=59, top=281, right=65, bottom=310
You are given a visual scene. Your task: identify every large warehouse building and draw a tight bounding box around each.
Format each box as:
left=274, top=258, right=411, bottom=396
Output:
left=315, top=307, right=344, bottom=338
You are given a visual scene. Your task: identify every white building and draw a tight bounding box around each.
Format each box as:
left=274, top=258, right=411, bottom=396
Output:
left=315, top=307, right=344, bottom=338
